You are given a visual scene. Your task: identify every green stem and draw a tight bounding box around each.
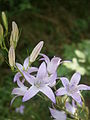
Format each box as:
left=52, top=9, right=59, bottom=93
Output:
left=3, top=38, right=8, bottom=52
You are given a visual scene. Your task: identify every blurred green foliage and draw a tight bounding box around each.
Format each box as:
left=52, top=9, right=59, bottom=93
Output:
left=62, top=40, right=90, bottom=75
left=0, top=0, right=90, bottom=120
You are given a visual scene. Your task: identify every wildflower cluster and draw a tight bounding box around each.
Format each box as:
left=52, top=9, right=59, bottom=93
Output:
left=0, top=12, right=90, bottom=120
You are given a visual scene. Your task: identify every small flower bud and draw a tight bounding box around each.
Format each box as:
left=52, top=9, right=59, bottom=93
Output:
left=8, top=46, right=15, bottom=67
left=30, top=41, right=44, bottom=63
left=0, top=24, right=3, bottom=35
left=10, top=21, right=19, bottom=48
left=2, top=12, right=8, bottom=31
left=0, top=24, right=3, bottom=46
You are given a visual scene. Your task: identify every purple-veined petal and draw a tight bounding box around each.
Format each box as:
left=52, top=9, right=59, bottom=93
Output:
left=23, top=57, right=29, bottom=70
left=10, top=95, right=19, bottom=105
left=12, top=87, right=27, bottom=96
left=22, top=86, right=39, bottom=102
left=16, top=63, right=23, bottom=71
left=70, top=72, right=81, bottom=85
left=27, top=67, right=38, bottom=73
left=17, top=79, right=26, bottom=88
left=56, top=87, right=67, bottom=96
left=65, top=102, right=76, bottom=115
left=39, top=58, right=45, bottom=61
left=37, top=62, right=47, bottom=78
left=48, top=72, right=57, bottom=87
left=14, top=72, right=21, bottom=82
left=78, top=84, right=90, bottom=90
left=40, top=85, right=56, bottom=103
left=72, top=100, right=77, bottom=108
left=40, top=53, right=50, bottom=63
left=49, top=108, right=66, bottom=120
left=23, top=72, right=35, bottom=85
left=49, top=80, right=56, bottom=87
left=60, top=77, right=69, bottom=87
left=47, top=57, right=61, bottom=74
left=51, top=57, right=61, bottom=65
left=71, top=92, right=82, bottom=105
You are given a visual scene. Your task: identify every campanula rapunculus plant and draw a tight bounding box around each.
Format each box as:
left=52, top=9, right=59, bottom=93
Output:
left=22, top=62, right=56, bottom=103
left=0, top=12, right=90, bottom=120
left=56, top=72, right=90, bottom=105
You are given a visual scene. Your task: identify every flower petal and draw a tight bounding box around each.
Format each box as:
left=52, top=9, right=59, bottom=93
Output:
left=48, top=72, right=57, bottom=87
left=11, top=96, right=19, bottom=105
left=17, top=79, right=27, bottom=88
left=40, top=53, right=50, bottom=63
left=16, top=63, right=23, bottom=71
left=14, top=72, right=21, bottom=82
left=60, top=77, right=69, bottom=87
left=40, top=85, right=56, bottom=103
left=23, top=57, right=29, bottom=70
left=71, top=92, right=82, bottom=105
left=49, top=108, right=66, bottom=120
left=22, top=86, right=39, bottom=102
left=27, top=67, right=38, bottom=73
left=12, top=88, right=27, bottom=96
left=65, top=102, right=76, bottom=115
left=56, top=87, right=67, bottom=96
left=78, top=84, right=90, bottom=90
left=37, top=62, right=47, bottom=78
left=70, top=72, right=81, bottom=85
left=47, top=57, right=61, bottom=74
left=23, top=72, right=35, bottom=85
left=51, top=57, right=61, bottom=65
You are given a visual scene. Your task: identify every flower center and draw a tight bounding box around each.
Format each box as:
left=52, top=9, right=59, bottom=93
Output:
left=66, top=84, right=78, bottom=94
left=34, top=79, right=45, bottom=88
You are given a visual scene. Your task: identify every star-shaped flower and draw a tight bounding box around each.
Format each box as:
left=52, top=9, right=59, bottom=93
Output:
left=56, top=72, right=90, bottom=104
left=22, top=62, right=56, bottom=103
left=14, top=57, right=38, bottom=82
left=49, top=108, right=66, bottom=120
left=40, top=53, right=61, bottom=74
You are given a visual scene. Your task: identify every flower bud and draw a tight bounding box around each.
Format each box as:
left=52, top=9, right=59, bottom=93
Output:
left=8, top=46, right=15, bottom=67
left=30, top=41, right=44, bottom=63
left=2, top=12, right=8, bottom=31
left=10, top=21, right=19, bottom=48
left=0, top=24, right=3, bottom=46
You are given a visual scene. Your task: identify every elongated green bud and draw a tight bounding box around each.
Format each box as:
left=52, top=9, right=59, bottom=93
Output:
left=8, top=46, right=15, bottom=67
left=10, top=21, right=19, bottom=48
left=0, top=24, right=4, bottom=46
left=2, top=12, right=8, bottom=31
left=30, top=41, right=44, bottom=63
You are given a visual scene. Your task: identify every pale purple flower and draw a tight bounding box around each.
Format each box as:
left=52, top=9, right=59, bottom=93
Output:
left=14, top=57, right=38, bottom=82
left=22, top=62, right=56, bottom=103
left=65, top=101, right=76, bottom=115
left=49, top=108, right=66, bottom=120
left=11, top=79, right=28, bottom=104
left=40, top=53, right=61, bottom=74
left=16, top=105, right=25, bottom=114
left=56, top=72, right=90, bottom=104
